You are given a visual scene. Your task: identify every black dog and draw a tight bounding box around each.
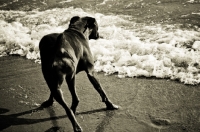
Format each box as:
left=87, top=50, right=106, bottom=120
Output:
left=39, top=16, right=118, bottom=132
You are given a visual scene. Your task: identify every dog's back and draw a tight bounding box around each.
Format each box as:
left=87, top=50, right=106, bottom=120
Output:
left=52, top=30, right=83, bottom=76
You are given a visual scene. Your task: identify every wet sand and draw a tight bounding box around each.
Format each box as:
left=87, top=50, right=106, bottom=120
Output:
left=0, top=56, right=200, bottom=132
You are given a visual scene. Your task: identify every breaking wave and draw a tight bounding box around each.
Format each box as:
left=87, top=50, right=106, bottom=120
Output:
left=0, top=7, right=200, bottom=85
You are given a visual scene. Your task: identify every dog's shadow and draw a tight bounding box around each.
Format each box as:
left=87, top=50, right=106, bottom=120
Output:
left=0, top=107, right=114, bottom=132
left=0, top=106, right=65, bottom=131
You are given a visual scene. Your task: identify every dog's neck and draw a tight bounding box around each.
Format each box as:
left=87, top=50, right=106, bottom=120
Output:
left=68, top=25, right=90, bottom=40
left=69, top=21, right=86, bottom=31
left=82, top=28, right=90, bottom=40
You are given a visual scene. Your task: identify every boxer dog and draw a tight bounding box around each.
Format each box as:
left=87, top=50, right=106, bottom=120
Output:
left=39, top=16, right=118, bottom=132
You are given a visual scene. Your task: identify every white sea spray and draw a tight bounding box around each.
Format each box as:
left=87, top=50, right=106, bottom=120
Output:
left=0, top=7, right=200, bottom=85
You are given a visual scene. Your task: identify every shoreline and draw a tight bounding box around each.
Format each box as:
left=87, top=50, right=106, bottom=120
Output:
left=0, top=56, right=199, bottom=132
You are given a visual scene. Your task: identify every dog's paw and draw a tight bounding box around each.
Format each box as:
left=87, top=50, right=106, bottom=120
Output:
left=74, top=125, right=82, bottom=132
left=41, top=100, right=54, bottom=108
left=105, top=102, right=119, bottom=110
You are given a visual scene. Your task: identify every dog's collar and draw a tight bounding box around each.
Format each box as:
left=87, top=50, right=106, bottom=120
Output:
left=68, top=26, right=87, bottom=34
left=66, top=28, right=88, bottom=40
left=67, top=28, right=82, bottom=34
left=83, top=27, right=87, bottom=34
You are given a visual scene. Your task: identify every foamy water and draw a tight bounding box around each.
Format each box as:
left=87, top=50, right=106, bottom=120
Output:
left=0, top=7, right=200, bottom=85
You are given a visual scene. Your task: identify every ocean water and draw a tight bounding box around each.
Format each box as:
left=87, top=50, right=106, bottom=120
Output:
left=0, top=0, right=200, bottom=85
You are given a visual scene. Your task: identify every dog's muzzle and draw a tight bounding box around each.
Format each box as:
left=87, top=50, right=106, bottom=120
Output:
left=89, top=30, right=99, bottom=40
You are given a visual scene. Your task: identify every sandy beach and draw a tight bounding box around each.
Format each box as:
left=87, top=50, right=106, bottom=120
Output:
left=0, top=0, right=200, bottom=131
left=0, top=56, right=199, bottom=132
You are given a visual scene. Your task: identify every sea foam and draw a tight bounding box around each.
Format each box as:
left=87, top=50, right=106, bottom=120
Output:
left=0, top=7, right=200, bottom=85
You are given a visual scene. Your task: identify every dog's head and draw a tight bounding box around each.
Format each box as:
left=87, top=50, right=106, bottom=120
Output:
left=69, top=16, right=99, bottom=40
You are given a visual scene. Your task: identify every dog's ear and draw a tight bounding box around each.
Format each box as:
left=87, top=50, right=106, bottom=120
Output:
left=84, top=17, right=99, bottom=40
left=85, top=17, right=97, bottom=29
left=69, top=16, right=80, bottom=25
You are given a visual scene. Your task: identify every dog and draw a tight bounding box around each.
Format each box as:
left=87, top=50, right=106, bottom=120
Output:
left=39, top=16, right=118, bottom=132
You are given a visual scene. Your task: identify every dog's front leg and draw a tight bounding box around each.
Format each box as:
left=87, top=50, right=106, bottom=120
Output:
left=86, top=71, right=119, bottom=110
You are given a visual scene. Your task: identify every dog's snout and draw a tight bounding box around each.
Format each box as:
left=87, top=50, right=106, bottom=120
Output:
left=89, top=31, right=99, bottom=40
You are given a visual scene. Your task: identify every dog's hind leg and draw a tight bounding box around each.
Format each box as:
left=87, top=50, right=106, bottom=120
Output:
left=50, top=73, right=82, bottom=132
left=66, top=76, right=79, bottom=114
left=41, top=66, right=55, bottom=107
left=41, top=93, right=54, bottom=107
left=86, top=68, right=119, bottom=110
